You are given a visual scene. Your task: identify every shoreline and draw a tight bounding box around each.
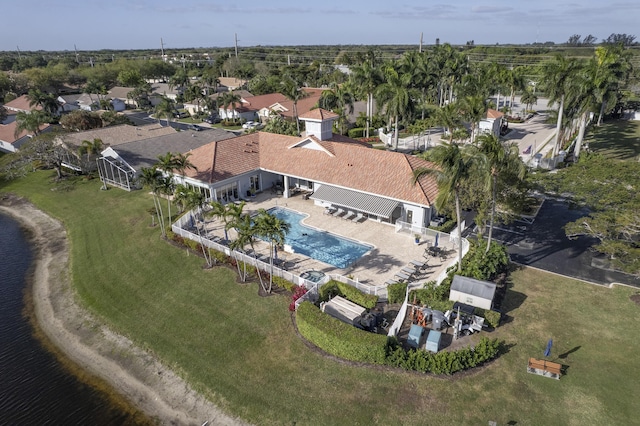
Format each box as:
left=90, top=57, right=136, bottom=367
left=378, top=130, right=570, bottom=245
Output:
left=0, top=195, right=246, bottom=426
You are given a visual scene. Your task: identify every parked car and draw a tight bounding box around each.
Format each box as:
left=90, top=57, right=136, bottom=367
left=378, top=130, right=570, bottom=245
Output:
left=204, top=115, right=221, bottom=124
left=174, top=111, right=189, bottom=118
left=188, top=124, right=202, bottom=131
left=242, top=121, right=258, bottom=129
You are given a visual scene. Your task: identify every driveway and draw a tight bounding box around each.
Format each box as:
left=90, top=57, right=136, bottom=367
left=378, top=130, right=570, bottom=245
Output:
left=485, top=198, right=640, bottom=287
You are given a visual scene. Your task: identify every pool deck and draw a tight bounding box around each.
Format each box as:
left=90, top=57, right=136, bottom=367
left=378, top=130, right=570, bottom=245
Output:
left=202, top=192, right=459, bottom=291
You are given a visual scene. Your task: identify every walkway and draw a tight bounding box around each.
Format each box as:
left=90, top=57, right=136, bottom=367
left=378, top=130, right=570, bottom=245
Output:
left=202, top=192, right=459, bottom=291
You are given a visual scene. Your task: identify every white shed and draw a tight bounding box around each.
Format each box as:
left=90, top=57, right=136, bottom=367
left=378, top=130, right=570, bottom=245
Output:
left=449, top=275, right=497, bottom=310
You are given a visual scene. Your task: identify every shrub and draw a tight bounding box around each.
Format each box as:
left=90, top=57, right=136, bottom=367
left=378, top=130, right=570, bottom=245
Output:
left=319, top=280, right=378, bottom=309
left=460, top=240, right=509, bottom=281
left=273, top=275, right=296, bottom=292
left=384, top=336, right=502, bottom=374
left=387, top=282, right=407, bottom=304
left=289, top=285, right=308, bottom=311
left=296, top=301, right=387, bottom=363
left=474, top=308, right=501, bottom=328
left=409, top=280, right=454, bottom=312
left=348, top=127, right=375, bottom=138
left=431, top=219, right=456, bottom=233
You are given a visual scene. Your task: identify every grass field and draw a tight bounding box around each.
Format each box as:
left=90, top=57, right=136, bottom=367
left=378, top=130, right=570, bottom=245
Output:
left=2, top=172, right=640, bottom=425
left=587, top=119, right=640, bottom=161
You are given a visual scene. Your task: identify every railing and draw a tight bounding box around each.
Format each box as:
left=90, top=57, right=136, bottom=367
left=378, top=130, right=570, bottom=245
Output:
left=327, top=274, right=388, bottom=301
left=386, top=236, right=470, bottom=337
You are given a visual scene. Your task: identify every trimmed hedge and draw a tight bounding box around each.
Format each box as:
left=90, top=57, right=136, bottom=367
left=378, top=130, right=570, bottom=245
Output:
left=296, top=301, right=388, bottom=364
left=347, top=127, right=375, bottom=138
left=385, top=337, right=501, bottom=375
left=387, top=282, right=407, bottom=304
left=319, top=280, right=378, bottom=309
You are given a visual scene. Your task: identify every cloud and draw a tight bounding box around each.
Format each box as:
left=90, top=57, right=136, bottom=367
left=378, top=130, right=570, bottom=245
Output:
left=471, top=5, right=513, bottom=13
left=370, top=4, right=458, bottom=19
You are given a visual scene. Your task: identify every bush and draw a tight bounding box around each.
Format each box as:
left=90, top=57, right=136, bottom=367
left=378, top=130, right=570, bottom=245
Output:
left=409, top=280, right=454, bottom=312
left=289, top=285, right=308, bottom=311
left=387, top=282, right=407, bottom=304
left=273, top=275, right=296, bottom=292
left=384, top=337, right=501, bottom=374
left=431, top=219, right=456, bottom=233
left=460, top=240, right=509, bottom=281
left=296, top=301, right=388, bottom=363
left=319, top=280, right=378, bottom=309
left=348, top=127, right=375, bottom=138
left=474, top=308, right=501, bottom=328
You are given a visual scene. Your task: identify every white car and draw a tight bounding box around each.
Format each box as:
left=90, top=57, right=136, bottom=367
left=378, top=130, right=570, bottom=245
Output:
left=242, top=121, right=259, bottom=129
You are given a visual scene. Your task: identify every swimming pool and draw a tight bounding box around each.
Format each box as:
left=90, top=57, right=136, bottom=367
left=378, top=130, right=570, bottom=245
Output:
left=267, top=207, right=372, bottom=269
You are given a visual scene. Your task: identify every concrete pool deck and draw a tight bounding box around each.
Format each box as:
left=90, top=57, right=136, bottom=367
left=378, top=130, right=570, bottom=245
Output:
left=202, top=192, right=460, bottom=292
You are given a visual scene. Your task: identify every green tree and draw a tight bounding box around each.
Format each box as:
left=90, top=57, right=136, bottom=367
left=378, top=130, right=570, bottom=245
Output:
left=376, top=64, right=414, bottom=150
left=350, top=60, right=383, bottom=138
left=253, top=209, right=290, bottom=293
left=434, top=103, right=463, bottom=143
left=154, top=96, right=176, bottom=126
left=14, top=110, right=48, bottom=138
left=218, top=91, right=242, bottom=120
left=413, top=142, right=482, bottom=271
left=280, top=75, right=307, bottom=135
left=458, top=96, right=486, bottom=143
left=262, top=115, right=298, bottom=136
left=138, top=166, right=167, bottom=237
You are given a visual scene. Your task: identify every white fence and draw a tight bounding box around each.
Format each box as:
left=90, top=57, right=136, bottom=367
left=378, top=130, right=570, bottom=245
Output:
left=173, top=212, right=388, bottom=310
left=395, top=221, right=455, bottom=250
left=386, top=236, right=470, bottom=338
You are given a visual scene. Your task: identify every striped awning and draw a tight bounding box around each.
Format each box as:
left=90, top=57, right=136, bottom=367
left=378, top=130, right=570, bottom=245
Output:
left=310, top=185, right=400, bottom=218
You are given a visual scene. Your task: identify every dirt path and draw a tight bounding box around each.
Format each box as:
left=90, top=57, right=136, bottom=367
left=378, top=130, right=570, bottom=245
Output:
left=0, top=194, right=248, bottom=426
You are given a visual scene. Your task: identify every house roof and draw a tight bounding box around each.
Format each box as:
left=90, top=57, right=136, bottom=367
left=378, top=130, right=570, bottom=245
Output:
left=108, top=86, right=135, bottom=100
left=451, top=275, right=497, bottom=301
left=486, top=109, right=504, bottom=119
left=241, top=93, right=289, bottom=112
left=208, top=90, right=253, bottom=101
left=61, top=123, right=176, bottom=148
left=58, top=94, right=83, bottom=104
left=183, top=131, right=438, bottom=207
left=111, top=127, right=237, bottom=172
left=0, top=121, right=50, bottom=144
left=300, top=108, right=339, bottom=121
left=4, top=95, right=41, bottom=112
left=218, top=77, right=247, bottom=89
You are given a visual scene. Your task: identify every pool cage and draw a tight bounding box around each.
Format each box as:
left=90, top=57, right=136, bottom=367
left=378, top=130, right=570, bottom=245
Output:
left=96, top=156, right=137, bottom=191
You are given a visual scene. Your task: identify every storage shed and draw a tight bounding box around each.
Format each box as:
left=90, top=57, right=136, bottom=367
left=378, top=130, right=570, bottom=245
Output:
left=321, top=296, right=366, bottom=327
left=449, top=275, right=497, bottom=310
left=425, top=330, right=442, bottom=353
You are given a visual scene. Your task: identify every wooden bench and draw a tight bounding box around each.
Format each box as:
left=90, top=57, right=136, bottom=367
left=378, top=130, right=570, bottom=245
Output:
left=527, top=358, right=562, bottom=379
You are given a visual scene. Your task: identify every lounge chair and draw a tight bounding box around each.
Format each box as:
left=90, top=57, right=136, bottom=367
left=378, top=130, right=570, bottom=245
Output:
left=401, top=266, right=416, bottom=275
left=343, top=211, right=356, bottom=221
left=324, top=206, right=337, bottom=215
left=351, top=212, right=364, bottom=223
left=410, top=259, right=426, bottom=269
left=394, top=272, right=411, bottom=282
left=332, top=208, right=345, bottom=218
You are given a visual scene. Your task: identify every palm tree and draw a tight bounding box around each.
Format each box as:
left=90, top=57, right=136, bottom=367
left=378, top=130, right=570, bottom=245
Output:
left=591, top=44, right=633, bottom=126
left=350, top=60, right=382, bottom=137
left=477, top=133, right=526, bottom=252
left=156, top=152, right=177, bottom=224
left=434, top=103, right=463, bottom=143
left=26, top=89, right=59, bottom=115
left=520, top=89, right=538, bottom=112
left=253, top=209, right=290, bottom=293
left=77, top=138, right=104, bottom=171
left=171, top=152, right=197, bottom=177
left=155, top=96, right=175, bottom=126
left=540, top=54, right=580, bottom=156
left=206, top=200, right=245, bottom=242
left=413, top=142, right=481, bottom=271
left=458, top=96, right=486, bottom=143
left=376, top=64, right=414, bottom=150
left=280, top=76, right=307, bottom=135
left=228, top=212, right=256, bottom=282
left=218, top=91, right=242, bottom=121
left=138, top=166, right=166, bottom=237
left=181, top=186, right=213, bottom=266
left=14, top=110, right=48, bottom=138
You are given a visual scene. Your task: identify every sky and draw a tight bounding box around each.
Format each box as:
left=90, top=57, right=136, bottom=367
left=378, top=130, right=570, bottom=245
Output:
left=2, top=0, right=638, bottom=51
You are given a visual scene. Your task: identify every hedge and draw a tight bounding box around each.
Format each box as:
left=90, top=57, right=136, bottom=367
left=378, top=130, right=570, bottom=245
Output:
left=296, top=301, right=388, bottom=364
left=319, top=280, right=378, bottom=309
left=474, top=308, right=501, bottom=328
left=385, top=337, right=501, bottom=374
left=347, top=127, right=375, bottom=138
left=387, top=282, right=407, bottom=304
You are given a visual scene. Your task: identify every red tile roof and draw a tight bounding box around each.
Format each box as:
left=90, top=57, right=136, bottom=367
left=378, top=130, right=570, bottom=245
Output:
left=486, top=109, right=504, bottom=119
left=0, top=121, right=49, bottom=144
left=184, top=131, right=438, bottom=207
left=299, top=108, right=339, bottom=121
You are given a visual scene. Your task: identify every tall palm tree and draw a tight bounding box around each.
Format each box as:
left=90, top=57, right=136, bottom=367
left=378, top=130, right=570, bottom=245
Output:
left=350, top=60, right=383, bottom=137
left=413, top=142, right=481, bottom=271
left=591, top=44, right=633, bottom=126
left=376, top=64, right=414, bottom=150
left=181, top=186, right=213, bottom=266
left=540, top=54, right=580, bottom=156
left=520, top=89, right=538, bottom=112
left=228, top=213, right=256, bottom=282
left=218, top=91, right=242, bottom=120
left=253, top=209, right=290, bottom=293
left=477, top=133, right=526, bottom=252
left=458, top=96, right=486, bottom=143
left=171, top=152, right=197, bottom=177
left=434, top=103, right=463, bottom=143
left=156, top=152, right=177, bottom=224
left=280, top=76, right=307, bottom=135
left=138, top=166, right=166, bottom=237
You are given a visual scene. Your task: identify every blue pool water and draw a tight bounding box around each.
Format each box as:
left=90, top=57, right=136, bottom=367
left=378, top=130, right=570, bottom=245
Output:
left=267, top=207, right=371, bottom=269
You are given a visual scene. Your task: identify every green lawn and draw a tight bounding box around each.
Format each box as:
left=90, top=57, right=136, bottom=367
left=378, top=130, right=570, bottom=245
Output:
left=2, top=172, right=640, bottom=425
left=587, top=119, right=640, bottom=161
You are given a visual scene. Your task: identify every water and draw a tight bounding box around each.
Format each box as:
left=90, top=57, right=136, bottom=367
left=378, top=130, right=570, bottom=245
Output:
left=267, top=207, right=372, bottom=269
left=0, top=213, right=141, bottom=425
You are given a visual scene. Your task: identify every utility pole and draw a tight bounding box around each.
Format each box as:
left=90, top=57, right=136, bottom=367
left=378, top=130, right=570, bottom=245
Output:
left=89, top=57, right=94, bottom=67
left=287, top=54, right=291, bottom=66
left=74, top=44, right=80, bottom=64
left=160, top=37, right=165, bottom=60
left=234, top=33, right=238, bottom=58
left=16, top=45, right=21, bottom=59
left=419, top=32, right=423, bottom=53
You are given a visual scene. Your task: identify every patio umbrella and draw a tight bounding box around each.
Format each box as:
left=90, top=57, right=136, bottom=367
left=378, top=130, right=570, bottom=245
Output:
left=544, top=339, right=553, bottom=357
left=434, top=232, right=439, bottom=247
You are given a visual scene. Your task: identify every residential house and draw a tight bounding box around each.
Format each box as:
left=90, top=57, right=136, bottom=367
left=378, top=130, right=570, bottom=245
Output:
left=218, top=77, right=247, bottom=91
left=4, top=95, right=41, bottom=114
left=94, top=126, right=236, bottom=191
left=57, top=94, right=83, bottom=112
left=172, top=109, right=439, bottom=228
left=0, top=119, right=51, bottom=153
